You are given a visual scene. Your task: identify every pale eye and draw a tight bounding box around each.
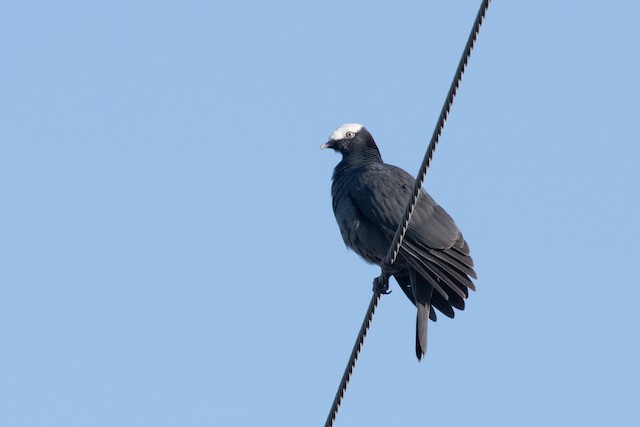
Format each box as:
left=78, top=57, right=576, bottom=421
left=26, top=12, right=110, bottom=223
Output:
left=345, top=131, right=355, bottom=139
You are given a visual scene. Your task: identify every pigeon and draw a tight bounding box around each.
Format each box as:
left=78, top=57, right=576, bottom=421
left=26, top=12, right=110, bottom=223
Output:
left=321, top=123, right=476, bottom=360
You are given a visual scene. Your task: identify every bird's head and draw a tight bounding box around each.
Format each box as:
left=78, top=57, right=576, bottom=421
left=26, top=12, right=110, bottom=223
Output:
left=320, top=123, right=382, bottom=163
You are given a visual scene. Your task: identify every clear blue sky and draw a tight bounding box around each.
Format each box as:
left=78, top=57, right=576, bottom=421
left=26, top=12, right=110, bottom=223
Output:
left=2, top=1, right=639, bottom=426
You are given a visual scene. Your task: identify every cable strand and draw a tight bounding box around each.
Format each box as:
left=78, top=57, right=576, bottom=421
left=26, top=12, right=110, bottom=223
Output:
left=325, top=2, right=490, bottom=425
left=384, top=0, right=490, bottom=267
left=324, top=292, right=379, bottom=427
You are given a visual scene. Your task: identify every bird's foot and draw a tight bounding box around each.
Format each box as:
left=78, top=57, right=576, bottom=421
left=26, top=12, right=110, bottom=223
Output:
left=373, top=273, right=392, bottom=295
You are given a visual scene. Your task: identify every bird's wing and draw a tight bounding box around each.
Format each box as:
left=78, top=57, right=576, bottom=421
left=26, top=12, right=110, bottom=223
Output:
left=353, top=164, right=460, bottom=250
left=354, top=163, right=477, bottom=286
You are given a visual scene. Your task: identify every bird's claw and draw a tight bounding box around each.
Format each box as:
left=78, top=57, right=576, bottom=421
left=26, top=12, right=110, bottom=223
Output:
left=372, top=261, right=396, bottom=294
left=373, top=274, right=392, bottom=295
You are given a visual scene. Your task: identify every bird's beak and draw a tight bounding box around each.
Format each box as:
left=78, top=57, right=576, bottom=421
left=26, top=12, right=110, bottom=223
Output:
left=320, top=140, right=333, bottom=150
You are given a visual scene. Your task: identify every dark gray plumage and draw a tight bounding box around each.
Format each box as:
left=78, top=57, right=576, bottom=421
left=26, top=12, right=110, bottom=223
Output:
left=321, top=123, right=476, bottom=361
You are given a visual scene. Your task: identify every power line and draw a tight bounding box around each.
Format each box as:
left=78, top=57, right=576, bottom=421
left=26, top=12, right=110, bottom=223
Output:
left=324, top=1, right=491, bottom=426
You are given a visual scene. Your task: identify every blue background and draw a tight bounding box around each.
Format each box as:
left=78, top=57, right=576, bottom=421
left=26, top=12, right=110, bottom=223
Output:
left=2, top=1, right=639, bottom=425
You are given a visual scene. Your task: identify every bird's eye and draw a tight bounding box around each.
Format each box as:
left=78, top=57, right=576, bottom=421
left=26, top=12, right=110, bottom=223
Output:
left=345, top=131, right=355, bottom=139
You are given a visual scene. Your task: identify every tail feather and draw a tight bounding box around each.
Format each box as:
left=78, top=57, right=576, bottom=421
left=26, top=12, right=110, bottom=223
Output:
left=416, top=302, right=430, bottom=360
left=410, top=268, right=434, bottom=361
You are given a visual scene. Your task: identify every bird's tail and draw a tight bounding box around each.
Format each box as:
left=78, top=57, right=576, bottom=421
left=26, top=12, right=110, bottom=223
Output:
left=416, top=302, right=430, bottom=360
left=409, top=268, right=434, bottom=361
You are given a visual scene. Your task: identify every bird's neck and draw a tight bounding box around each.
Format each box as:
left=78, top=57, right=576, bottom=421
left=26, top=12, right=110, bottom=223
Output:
left=332, top=153, right=382, bottom=182
left=337, top=149, right=383, bottom=169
